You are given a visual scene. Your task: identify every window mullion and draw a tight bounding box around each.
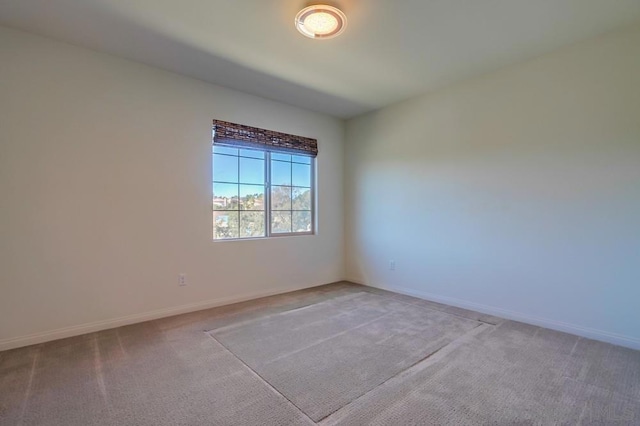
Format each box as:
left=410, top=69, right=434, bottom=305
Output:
left=237, top=153, right=240, bottom=238
left=290, top=158, right=293, bottom=233
left=266, top=152, right=271, bottom=237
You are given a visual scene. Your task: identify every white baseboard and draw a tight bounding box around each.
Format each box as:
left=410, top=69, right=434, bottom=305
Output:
left=5, top=279, right=638, bottom=352
left=351, top=279, right=640, bottom=350
left=0, top=282, right=331, bottom=352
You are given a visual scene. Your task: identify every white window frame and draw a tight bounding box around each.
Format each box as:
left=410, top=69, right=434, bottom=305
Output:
left=213, top=145, right=315, bottom=241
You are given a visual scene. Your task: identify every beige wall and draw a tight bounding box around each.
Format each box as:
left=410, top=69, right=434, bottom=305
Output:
left=345, top=24, right=640, bottom=348
left=3, top=21, right=640, bottom=351
left=0, top=26, right=345, bottom=349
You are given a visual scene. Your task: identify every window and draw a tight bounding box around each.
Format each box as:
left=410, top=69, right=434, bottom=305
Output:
left=212, top=121, right=316, bottom=240
left=213, top=146, right=267, bottom=239
left=270, top=152, right=313, bottom=234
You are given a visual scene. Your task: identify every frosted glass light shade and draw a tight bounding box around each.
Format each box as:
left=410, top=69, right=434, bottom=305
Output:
left=295, top=5, right=347, bottom=39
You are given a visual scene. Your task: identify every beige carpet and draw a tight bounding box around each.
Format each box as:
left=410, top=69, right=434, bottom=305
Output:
left=1, top=282, right=639, bottom=425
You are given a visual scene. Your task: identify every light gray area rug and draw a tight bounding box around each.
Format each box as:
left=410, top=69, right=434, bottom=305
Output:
left=1, top=281, right=640, bottom=425
left=208, top=292, right=481, bottom=421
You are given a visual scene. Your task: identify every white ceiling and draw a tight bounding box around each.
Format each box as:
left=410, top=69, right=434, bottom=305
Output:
left=2, top=0, right=640, bottom=118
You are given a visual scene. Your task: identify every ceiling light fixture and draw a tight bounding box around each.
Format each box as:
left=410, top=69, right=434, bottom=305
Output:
left=295, top=4, right=347, bottom=39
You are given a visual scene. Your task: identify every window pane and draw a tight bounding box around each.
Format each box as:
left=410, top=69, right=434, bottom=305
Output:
left=292, top=155, right=311, bottom=164
left=292, top=211, right=311, bottom=233
left=213, top=145, right=238, bottom=155
left=271, top=185, right=291, bottom=210
left=240, top=211, right=265, bottom=238
left=271, top=153, right=291, bottom=162
left=213, top=153, right=238, bottom=183
left=213, top=211, right=239, bottom=239
left=271, top=160, right=291, bottom=186
left=239, top=149, right=264, bottom=159
left=213, top=183, right=238, bottom=210
left=292, top=187, right=311, bottom=210
left=292, top=163, right=311, bottom=187
left=271, top=211, right=292, bottom=233
left=240, top=185, right=265, bottom=210
left=240, top=157, right=264, bottom=184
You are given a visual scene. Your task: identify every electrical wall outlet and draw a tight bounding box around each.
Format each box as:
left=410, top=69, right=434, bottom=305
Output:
left=178, top=273, right=187, bottom=286
left=389, top=260, right=396, bottom=271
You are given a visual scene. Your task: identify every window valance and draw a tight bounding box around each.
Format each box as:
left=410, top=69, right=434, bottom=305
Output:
left=213, top=120, right=318, bottom=157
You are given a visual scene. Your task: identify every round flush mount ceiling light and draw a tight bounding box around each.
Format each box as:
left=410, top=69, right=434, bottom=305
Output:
left=295, top=5, right=347, bottom=39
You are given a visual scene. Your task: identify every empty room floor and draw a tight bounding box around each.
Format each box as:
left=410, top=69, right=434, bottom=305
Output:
left=1, top=282, right=639, bottom=425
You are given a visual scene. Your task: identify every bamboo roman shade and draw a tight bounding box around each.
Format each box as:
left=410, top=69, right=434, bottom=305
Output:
left=213, top=120, right=318, bottom=157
